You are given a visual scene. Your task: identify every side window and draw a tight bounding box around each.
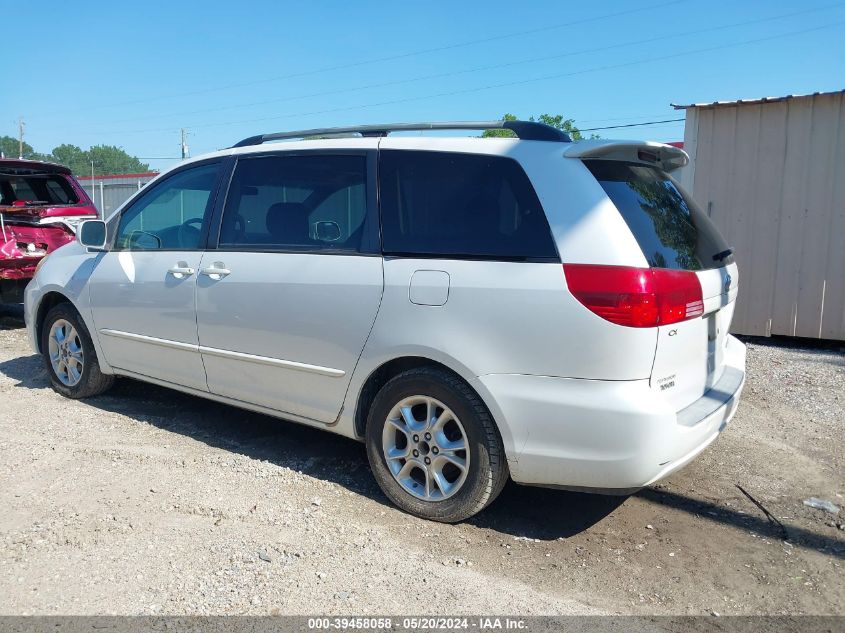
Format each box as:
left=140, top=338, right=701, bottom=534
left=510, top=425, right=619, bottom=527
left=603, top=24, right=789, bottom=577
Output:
left=114, top=163, right=220, bottom=250
left=379, top=150, right=558, bottom=260
left=218, top=154, right=368, bottom=252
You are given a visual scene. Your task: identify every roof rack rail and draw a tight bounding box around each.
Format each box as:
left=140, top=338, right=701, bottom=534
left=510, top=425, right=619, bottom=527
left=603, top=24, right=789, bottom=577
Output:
left=231, top=120, right=571, bottom=148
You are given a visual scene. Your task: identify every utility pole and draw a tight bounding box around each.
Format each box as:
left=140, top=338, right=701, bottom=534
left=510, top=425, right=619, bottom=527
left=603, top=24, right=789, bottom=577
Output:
left=18, top=117, right=25, bottom=159
left=180, top=128, right=190, bottom=160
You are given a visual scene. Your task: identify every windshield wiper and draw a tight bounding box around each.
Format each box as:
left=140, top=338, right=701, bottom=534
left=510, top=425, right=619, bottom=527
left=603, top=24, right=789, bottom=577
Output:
left=712, top=248, right=734, bottom=262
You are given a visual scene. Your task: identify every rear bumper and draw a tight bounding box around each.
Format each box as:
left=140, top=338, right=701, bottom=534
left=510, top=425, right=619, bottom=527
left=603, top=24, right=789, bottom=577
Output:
left=480, top=334, right=746, bottom=491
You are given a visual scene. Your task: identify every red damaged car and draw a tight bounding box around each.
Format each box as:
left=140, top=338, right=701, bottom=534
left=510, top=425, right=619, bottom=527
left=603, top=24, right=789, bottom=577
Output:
left=0, top=159, right=98, bottom=303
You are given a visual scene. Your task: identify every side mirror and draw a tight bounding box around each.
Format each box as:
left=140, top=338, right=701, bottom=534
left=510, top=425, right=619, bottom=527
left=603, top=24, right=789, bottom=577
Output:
left=77, top=220, right=108, bottom=250
left=315, top=220, right=342, bottom=242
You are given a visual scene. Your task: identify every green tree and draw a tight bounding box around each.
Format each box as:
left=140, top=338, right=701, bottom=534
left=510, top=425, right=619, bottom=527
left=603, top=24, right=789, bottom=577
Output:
left=50, top=144, right=89, bottom=174
left=1, top=137, right=150, bottom=175
left=0, top=135, right=51, bottom=161
left=86, top=144, right=150, bottom=175
left=482, top=113, right=596, bottom=140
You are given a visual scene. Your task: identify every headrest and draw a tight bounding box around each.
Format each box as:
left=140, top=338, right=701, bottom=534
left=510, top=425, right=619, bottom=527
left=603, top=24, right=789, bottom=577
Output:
left=266, top=202, right=310, bottom=241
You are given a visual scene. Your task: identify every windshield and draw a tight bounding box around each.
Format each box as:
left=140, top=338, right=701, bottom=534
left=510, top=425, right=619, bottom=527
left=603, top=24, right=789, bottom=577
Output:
left=585, top=160, right=732, bottom=271
left=0, top=174, right=80, bottom=207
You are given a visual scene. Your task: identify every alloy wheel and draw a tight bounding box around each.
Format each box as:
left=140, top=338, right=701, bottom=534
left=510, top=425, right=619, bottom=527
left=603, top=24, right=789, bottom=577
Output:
left=48, top=319, right=84, bottom=387
left=381, top=395, right=470, bottom=501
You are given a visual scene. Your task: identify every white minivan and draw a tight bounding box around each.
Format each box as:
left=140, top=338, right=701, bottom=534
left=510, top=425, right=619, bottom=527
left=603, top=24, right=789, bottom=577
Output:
left=25, top=121, right=745, bottom=522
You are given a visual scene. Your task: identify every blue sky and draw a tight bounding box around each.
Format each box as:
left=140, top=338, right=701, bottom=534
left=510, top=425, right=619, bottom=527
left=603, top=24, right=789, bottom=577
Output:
left=4, top=0, right=844, bottom=172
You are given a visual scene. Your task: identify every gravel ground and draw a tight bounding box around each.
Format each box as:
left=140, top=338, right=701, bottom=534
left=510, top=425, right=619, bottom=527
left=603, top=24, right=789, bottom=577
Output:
left=0, top=304, right=842, bottom=615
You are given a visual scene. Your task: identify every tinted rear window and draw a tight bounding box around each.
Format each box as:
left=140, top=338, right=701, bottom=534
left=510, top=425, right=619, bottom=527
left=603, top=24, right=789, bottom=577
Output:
left=0, top=174, right=79, bottom=206
left=380, top=150, right=558, bottom=260
left=585, top=160, right=731, bottom=271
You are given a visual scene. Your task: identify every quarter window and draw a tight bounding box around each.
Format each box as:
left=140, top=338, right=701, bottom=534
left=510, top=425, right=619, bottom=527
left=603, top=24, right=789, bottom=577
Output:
left=379, top=150, right=558, bottom=260
left=218, top=154, right=369, bottom=252
left=114, top=163, right=220, bottom=250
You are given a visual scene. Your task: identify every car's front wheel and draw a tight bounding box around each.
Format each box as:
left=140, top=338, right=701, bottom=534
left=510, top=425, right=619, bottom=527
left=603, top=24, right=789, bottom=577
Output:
left=365, top=367, right=508, bottom=522
left=41, top=303, right=114, bottom=399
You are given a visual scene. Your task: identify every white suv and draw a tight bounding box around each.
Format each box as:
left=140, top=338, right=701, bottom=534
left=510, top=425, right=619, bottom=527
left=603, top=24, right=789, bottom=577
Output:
left=24, top=121, right=745, bottom=522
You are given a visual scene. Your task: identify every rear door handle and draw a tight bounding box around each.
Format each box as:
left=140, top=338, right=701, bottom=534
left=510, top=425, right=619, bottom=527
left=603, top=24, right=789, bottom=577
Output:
left=200, top=263, right=231, bottom=279
left=167, top=263, right=195, bottom=278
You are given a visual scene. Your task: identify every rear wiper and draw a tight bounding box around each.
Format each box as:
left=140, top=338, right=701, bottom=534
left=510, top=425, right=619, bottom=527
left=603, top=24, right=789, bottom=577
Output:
left=712, top=248, right=734, bottom=262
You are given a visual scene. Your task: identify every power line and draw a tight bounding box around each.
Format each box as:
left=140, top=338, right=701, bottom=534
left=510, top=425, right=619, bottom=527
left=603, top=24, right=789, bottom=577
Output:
left=47, top=0, right=686, bottom=117
left=93, top=19, right=844, bottom=138
left=578, top=113, right=684, bottom=124
left=65, top=2, right=842, bottom=133
left=581, top=118, right=685, bottom=132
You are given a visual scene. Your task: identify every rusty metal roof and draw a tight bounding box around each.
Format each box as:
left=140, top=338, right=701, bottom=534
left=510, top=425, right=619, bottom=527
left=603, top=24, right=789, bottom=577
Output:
left=671, top=89, right=845, bottom=110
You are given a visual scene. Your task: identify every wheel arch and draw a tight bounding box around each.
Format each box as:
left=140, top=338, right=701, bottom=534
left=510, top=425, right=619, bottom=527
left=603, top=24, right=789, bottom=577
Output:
left=34, top=291, right=77, bottom=353
left=351, top=353, right=516, bottom=465
left=31, top=289, right=112, bottom=377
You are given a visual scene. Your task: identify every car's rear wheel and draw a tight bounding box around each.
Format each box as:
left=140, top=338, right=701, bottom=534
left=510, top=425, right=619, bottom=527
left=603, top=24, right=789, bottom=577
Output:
left=365, top=367, right=508, bottom=522
left=41, top=303, right=114, bottom=398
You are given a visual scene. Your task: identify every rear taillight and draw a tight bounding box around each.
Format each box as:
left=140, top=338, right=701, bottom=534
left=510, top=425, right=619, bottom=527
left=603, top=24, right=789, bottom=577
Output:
left=563, top=264, right=704, bottom=328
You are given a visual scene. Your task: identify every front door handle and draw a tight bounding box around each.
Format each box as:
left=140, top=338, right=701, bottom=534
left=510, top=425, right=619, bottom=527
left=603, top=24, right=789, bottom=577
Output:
left=200, top=262, right=231, bottom=280
left=168, top=263, right=195, bottom=278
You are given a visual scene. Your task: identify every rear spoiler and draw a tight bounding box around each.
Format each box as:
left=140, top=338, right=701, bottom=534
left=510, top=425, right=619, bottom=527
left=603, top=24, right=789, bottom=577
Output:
left=0, top=160, right=72, bottom=176
left=564, top=141, right=689, bottom=172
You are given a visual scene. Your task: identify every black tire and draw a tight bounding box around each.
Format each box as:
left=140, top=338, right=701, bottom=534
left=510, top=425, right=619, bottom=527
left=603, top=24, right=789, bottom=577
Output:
left=40, top=302, right=114, bottom=399
left=365, top=367, right=508, bottom=522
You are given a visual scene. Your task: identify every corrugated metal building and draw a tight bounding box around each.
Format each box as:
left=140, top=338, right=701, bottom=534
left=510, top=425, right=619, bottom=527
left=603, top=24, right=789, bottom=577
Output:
left=674, top=89, right=845, bottom=340
left=76, top=172, right=158, bottom=218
